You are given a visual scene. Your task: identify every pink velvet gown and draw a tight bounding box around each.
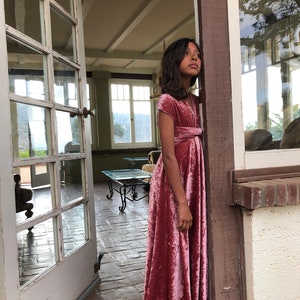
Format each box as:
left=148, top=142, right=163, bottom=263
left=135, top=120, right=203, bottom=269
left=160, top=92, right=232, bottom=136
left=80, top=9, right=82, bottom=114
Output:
left=144, top=93, right=207, bottom=300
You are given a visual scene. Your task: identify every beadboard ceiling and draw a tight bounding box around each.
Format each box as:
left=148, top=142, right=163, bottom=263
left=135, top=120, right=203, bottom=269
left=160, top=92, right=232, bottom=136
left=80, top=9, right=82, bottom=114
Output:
left=82, top=0, right=196, bottom=74
left=5, top=0, right=195, bottom=74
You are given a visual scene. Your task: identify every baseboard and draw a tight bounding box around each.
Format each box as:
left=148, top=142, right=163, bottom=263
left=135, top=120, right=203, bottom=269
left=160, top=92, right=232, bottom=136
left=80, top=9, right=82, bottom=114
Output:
left=77, top=275, right=101, bottom=300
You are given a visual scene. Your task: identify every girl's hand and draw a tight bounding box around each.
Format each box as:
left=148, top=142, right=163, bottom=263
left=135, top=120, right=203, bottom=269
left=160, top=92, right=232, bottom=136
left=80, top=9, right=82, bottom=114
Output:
left=177, top=203, right=193, bottom=231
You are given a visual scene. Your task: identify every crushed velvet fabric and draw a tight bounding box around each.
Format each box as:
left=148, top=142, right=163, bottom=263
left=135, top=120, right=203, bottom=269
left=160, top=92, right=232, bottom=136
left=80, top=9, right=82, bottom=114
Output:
left=144, top=94, right=207, bottom=300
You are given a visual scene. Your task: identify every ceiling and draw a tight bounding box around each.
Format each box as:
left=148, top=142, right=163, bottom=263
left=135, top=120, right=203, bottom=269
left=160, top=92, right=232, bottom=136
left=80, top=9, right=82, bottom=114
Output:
left=82, top=0, right=196, bottom=74
left=5, top=0, right=195, bottom=75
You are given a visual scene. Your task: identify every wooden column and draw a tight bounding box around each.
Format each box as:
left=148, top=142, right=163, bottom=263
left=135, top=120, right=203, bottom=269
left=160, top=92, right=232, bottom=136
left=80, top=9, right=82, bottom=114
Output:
left=197, top=1, right=246, bottom=299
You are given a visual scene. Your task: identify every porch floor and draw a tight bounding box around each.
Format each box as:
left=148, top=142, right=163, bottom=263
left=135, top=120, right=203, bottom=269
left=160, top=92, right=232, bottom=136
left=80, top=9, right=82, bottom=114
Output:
left=18, top=182, right=149, bottom=300
left=87, top=182, right=148, bottom=300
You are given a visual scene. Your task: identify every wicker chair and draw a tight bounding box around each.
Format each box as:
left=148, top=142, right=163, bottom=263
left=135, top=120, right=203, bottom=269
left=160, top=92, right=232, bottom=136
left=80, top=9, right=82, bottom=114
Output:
left=142, top=150, right=161, bottom=191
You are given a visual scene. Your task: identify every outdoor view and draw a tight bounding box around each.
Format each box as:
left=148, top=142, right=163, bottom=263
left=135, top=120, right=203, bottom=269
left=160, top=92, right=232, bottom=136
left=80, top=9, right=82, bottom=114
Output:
left=111, top=82, right=153, bottom=147
left=240, top=0, right=300, bottom=150
left=10, top=77, right=87, bottom=158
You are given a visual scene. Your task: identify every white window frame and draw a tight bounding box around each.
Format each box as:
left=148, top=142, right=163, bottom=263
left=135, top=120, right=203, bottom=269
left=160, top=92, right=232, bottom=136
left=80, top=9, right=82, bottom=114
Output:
left=228, top=0, right=300, bottom=170
left=109, top=78, right=155, bottom=149
left=1, top=0, right=98, bottom=298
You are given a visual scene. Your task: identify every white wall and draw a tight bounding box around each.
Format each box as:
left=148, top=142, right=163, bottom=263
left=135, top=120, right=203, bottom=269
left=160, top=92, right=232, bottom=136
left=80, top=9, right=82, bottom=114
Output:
left=243, top=206, right=300, bottom=300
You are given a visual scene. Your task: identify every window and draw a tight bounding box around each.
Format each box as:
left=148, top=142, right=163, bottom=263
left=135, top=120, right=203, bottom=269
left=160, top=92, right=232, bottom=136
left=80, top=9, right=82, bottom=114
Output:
left=10, top=75, right=90, bottom=154
left=240, top=0, right=300, bottom=151
left=228, top=0, right=300, bottom=169
left=110, top=80, right=154, bottom=148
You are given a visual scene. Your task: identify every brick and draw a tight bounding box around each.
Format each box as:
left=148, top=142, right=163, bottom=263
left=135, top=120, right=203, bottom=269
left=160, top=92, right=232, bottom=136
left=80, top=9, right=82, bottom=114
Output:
left=242, top=182, right=263, bottom=209
left=263, top=182, right=276, bottom=207
left=287, top=182, right=298, bottom=205
left=234, top=178, right=300, bottom=209
left=274, top=179, right=287, bottom=206
left=284, top=177, right=300, bottom=205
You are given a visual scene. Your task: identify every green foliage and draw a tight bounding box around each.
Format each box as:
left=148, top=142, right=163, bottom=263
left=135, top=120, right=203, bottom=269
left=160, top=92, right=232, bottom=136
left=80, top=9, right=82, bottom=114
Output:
left=34, top=150, right=47, bottom=157
left=244, top=103, right=300, bottom=141
left=71, top=117, right=80, bottom=143
left=114, top=123, right=124, bottom=138
left=19, top=149, right=29, bottom=158
left=269, top=113, right=283, bottom=140
left=245, top=120, right=257, bottom=130
left=293, top=104, right=300, bottom=119
left=19, top=149, right=47, bottom=158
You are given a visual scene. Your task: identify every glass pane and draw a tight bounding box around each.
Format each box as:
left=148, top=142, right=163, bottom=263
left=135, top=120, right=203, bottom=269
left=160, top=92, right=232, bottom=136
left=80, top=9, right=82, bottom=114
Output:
left=50, top=6, right=76, bottom=62
left=4, top=0, right=42, bottom=43
left=112, top=100, right=131, bottom=143
left=134, top=101, right=152, bottom=142
left=111, top=84, right=130, bottom=100
left=17, top=218, right=56, bottom=286
left=111, top=84, right=118, bottom=99
left=62, top=204, right=86, bottom=256
left=55, top=0, right=72, bottom=14
left=31, top=163, right=51, bottom=188
left=54, top=59, right=78, bottom=107
left=11, top=103, right=49, bottom=159
left=61, top=159, right=83, bottom=188
left=15, top=165, right=53, bottom=225
left=133, top=86, right=150, bottom=100
left=56, top=111, right=80, bottom=153
left=7, top=36, right=47, bottom=101
left=240, top=1, right=300, bottom=151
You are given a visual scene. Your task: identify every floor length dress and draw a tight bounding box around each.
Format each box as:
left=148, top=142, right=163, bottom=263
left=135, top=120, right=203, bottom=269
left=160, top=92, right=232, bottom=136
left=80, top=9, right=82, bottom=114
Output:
left=144, top=93, right=207, bottom=300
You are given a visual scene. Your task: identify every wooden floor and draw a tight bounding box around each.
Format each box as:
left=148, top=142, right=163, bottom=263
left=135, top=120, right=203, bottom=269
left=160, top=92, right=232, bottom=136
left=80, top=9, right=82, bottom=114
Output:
left=85, top=182, right=148, bottom=300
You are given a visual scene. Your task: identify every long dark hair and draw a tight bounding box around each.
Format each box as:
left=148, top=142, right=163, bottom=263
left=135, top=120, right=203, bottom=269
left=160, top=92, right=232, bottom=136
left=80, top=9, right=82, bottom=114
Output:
left=159, top=38, right=200, bottom=100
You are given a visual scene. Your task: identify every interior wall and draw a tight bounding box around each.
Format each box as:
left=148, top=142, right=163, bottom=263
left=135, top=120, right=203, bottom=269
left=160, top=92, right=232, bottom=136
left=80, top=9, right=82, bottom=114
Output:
left=90, top=71, right=156, bottom=182
left=92, top=71, right=112, bottom=150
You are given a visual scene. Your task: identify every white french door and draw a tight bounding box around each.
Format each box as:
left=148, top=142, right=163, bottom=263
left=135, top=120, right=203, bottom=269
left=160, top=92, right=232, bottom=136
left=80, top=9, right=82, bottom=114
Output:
left=0, top=0, right=98, bottom=299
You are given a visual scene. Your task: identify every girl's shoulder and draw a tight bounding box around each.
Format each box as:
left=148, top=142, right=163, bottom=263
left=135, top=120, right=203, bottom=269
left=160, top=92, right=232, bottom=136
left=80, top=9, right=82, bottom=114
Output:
left=158, top=93, right=177, bottom=108
left=157, top=93, right=179, bottom=117
left=159, top=93, right=176, bottom=101
left=159, top=92, right=199, bottom=102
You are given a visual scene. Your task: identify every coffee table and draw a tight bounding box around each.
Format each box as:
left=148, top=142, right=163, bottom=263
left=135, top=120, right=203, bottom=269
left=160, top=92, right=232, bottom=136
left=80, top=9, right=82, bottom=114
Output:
left=101, top=169, right=152, bottom=212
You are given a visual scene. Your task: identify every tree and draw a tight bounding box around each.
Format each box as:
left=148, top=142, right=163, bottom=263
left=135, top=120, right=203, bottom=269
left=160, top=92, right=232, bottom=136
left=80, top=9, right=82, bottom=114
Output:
left=240, top=0, right=300, bottom=49
left=240, top=0, right=300, bottom=132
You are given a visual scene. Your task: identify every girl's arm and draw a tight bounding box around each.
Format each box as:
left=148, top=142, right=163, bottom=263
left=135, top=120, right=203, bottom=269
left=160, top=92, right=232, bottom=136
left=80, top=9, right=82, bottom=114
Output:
left=158, top=110, right=193, bottom=231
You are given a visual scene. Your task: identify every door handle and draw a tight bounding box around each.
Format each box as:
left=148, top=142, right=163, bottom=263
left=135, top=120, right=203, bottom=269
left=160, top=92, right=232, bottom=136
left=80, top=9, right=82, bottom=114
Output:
left=82, top=107, right=95, bottom=118
left=70, top=107, right=95, bottom=118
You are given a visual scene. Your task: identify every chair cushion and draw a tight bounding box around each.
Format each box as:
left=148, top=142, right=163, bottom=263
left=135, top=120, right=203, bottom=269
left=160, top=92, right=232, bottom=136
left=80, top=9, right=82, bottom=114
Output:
left=148, top=150, right=161, bottom=164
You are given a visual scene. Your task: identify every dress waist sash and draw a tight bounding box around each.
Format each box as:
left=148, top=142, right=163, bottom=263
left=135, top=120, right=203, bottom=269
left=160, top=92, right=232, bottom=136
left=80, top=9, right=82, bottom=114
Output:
left=174, top=126, right=202, bottom=144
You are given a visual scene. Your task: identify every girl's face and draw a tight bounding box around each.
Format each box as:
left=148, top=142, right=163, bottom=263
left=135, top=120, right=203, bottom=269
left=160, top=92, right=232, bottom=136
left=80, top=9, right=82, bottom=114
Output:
left=179, top=42, right=201, bottom=79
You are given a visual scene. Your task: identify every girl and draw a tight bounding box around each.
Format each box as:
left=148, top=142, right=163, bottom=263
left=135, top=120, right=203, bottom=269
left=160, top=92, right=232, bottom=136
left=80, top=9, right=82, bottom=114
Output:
left=144, top=38, right=207, bottom=300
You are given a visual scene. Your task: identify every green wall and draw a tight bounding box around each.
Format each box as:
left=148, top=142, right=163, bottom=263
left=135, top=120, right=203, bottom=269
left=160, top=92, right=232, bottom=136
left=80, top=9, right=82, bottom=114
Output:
left=89, top=71, right=157, bottom=182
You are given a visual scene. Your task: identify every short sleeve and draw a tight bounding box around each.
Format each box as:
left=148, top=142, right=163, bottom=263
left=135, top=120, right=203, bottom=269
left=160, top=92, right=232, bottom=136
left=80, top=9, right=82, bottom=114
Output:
left=157, top=94, right=177, bottom=120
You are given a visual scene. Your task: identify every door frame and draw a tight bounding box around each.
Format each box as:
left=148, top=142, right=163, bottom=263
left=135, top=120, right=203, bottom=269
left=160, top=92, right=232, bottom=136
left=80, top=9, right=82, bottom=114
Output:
left=197, top=0, right=246, bottom=298
left=0, top=0, right=19, bottom=298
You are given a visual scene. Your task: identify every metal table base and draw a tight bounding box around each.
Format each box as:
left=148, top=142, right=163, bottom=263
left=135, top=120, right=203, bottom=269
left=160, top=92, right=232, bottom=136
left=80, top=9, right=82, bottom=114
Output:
left=102, top=169, right=151, bottom=212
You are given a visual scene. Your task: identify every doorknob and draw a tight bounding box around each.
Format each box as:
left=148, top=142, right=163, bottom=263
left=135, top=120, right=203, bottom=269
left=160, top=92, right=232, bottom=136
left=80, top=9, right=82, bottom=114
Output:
left=82, top=107, right=95, bottom=118
left=70, top=107, right=95, bottom=118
